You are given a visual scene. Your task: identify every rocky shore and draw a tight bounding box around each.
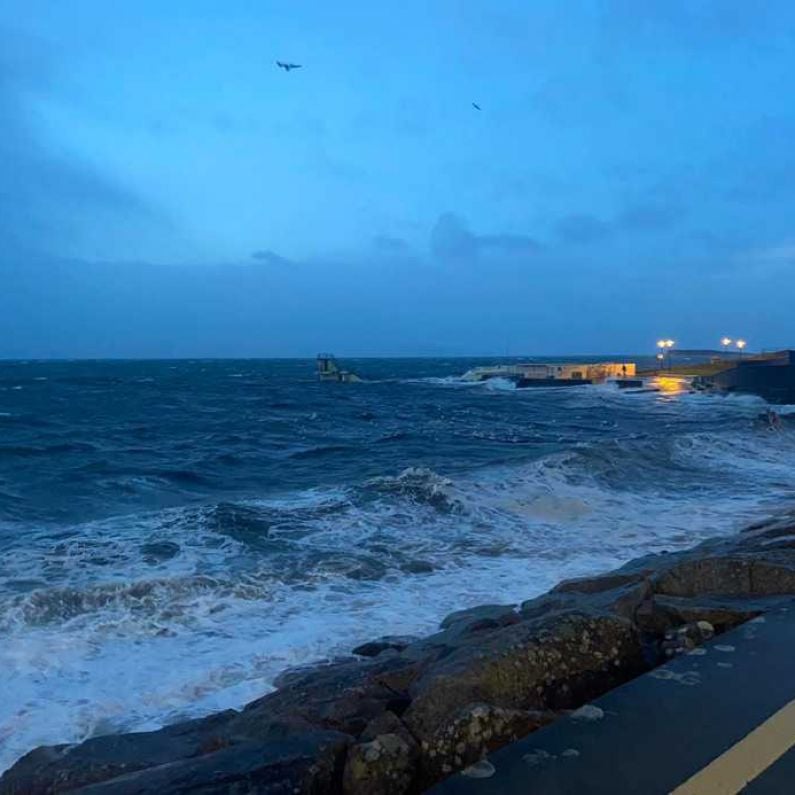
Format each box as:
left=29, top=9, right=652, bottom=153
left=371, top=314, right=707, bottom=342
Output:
left=5, top=510, right=795, bottom=794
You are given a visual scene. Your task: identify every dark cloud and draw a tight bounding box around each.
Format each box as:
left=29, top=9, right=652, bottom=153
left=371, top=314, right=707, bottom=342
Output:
left=372, top=234, right=410, bottom=254
left=430, top=214, right=479, bottom=259
left=0, top=27, right=162, bottom=258
left=555, top=214, right=612, bottom=245
left=251, top=250, right=294, bottom=266
left=430, top=213, right=540, bottom=261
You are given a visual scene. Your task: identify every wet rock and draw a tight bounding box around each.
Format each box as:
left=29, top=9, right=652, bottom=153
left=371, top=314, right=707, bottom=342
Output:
left=439, top=604, right=520, bottom=633
left=0, top=711, right=238, bottom=795
left=352, top=636, right=417, bottom=658
left=553, top=571, right=649, bottom=595
left=229, top=656, right=423, bottom=740
left=418, top=703, right=553, bottom=785
left=342, top=733, right=418, bottom=795
left=73, top=732, right=350, bottom=795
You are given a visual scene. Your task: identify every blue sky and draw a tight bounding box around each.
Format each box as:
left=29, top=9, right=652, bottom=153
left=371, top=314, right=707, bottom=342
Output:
left=2, top=1, right=795, bottom=356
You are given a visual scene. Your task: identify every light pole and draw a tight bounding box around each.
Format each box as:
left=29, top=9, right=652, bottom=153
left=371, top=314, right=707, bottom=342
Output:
left=736, top=339, right=747, bottom=358
left=721, top=337, right=732, bottom=357
left=656, top=339, right=675, bottom=371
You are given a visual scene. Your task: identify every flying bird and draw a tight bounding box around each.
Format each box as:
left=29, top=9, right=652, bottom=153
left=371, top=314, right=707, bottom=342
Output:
left=472, top=102, right=481, bottom=110
left=276, top=61, right=302, bottom=71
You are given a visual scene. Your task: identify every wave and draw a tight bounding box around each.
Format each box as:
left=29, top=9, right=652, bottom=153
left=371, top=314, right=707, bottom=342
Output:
left=287, top=444, right=357, bottom=460
left=2, top=418, right=795, bottom=773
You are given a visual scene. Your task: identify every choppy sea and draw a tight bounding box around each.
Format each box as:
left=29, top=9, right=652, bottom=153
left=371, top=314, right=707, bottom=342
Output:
left=1, top=357, right=794, bottom=771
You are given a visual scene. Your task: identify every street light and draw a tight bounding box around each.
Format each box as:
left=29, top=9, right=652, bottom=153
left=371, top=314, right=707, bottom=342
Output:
left=736, top=339, right=747, bottom=357
left=721, top=337, right=732, bottom=355
left=656, top=339, right=675, bottom=370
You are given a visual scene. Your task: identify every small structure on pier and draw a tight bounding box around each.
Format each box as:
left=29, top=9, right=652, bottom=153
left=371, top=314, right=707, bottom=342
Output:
left=461, top=361, right=635, bottom=388
left=316, top=353, right=362, bottom=383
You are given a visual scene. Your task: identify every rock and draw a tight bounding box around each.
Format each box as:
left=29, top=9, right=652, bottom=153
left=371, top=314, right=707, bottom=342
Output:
left=403, top=612, right=645, bottom=761
left=72, top=732, right=350, bottom=795
left=418, top=703, right=553, bottom=785
left=439, top=604, right=519, bottom=632
left=360, top=711, right=415, bottom=745
left=636, top=595, right=764, bottom=635
left=553, top=571, right=649, bottom=595
left=660, top=621, right=716, bottom=657
left=352, top=636, right=417, bottom=658
left=521, top=579, right=651, bottom=624
left=342, top=733, right=418, bottom=795
left=653, top=554, right=795, bottom=597
left=229, top=655, right=423, bottom=740
left=0, top=711, right=237, bottom=795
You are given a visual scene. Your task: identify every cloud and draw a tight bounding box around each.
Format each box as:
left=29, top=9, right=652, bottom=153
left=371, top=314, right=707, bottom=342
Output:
left=430, top=213, right=540, bottom=260
left=372, top=235, right=410, bottom=254
left=430, top=214, right=478, bottom=259
left=251, top=249, right=294, bottom=266
left=555, top=214, right=612, bottom=245
left=0, top=27, right=165, bottom=259
left=554, top=199, right=684, bottom=246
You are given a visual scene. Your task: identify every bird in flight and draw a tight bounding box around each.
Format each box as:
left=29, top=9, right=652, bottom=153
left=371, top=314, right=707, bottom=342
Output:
left=472, top=102, right=481, bottom=110
left=276, top=61, right=302, bottom=71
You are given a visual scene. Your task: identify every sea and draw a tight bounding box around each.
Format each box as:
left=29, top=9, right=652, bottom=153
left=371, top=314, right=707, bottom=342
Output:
left=1, top=357, right=794, bottom=772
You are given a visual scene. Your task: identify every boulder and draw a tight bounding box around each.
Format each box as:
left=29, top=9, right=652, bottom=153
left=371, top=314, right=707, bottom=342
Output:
left=228, top=656, right=423, bottom=740
left=0, top=711, right=237, bottom=795
left=552, top=571, right=649, bottom=595
left=418, top=703, right=554, bottom=784
left=342, top=733, right=418, bottom=795
left=403, top=612, right=646, bottom=747
left=637, top=594, right=765, bottom=635
left=652, top=554, right=795, bottom=598
left=439, top=604, right=519, bottom=632
left=521, top=579, right=651, bottom=623
left=352, top=636, right=417, bottom=658
left=72, top=732, right=350, bottom=795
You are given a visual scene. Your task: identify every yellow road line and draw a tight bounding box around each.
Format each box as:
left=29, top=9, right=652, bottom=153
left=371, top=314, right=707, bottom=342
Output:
left=671, top=699, right=795, bottom=795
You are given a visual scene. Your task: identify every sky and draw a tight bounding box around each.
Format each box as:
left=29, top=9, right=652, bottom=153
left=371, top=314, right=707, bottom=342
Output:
left=2, top=0, right=795, bottom=357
